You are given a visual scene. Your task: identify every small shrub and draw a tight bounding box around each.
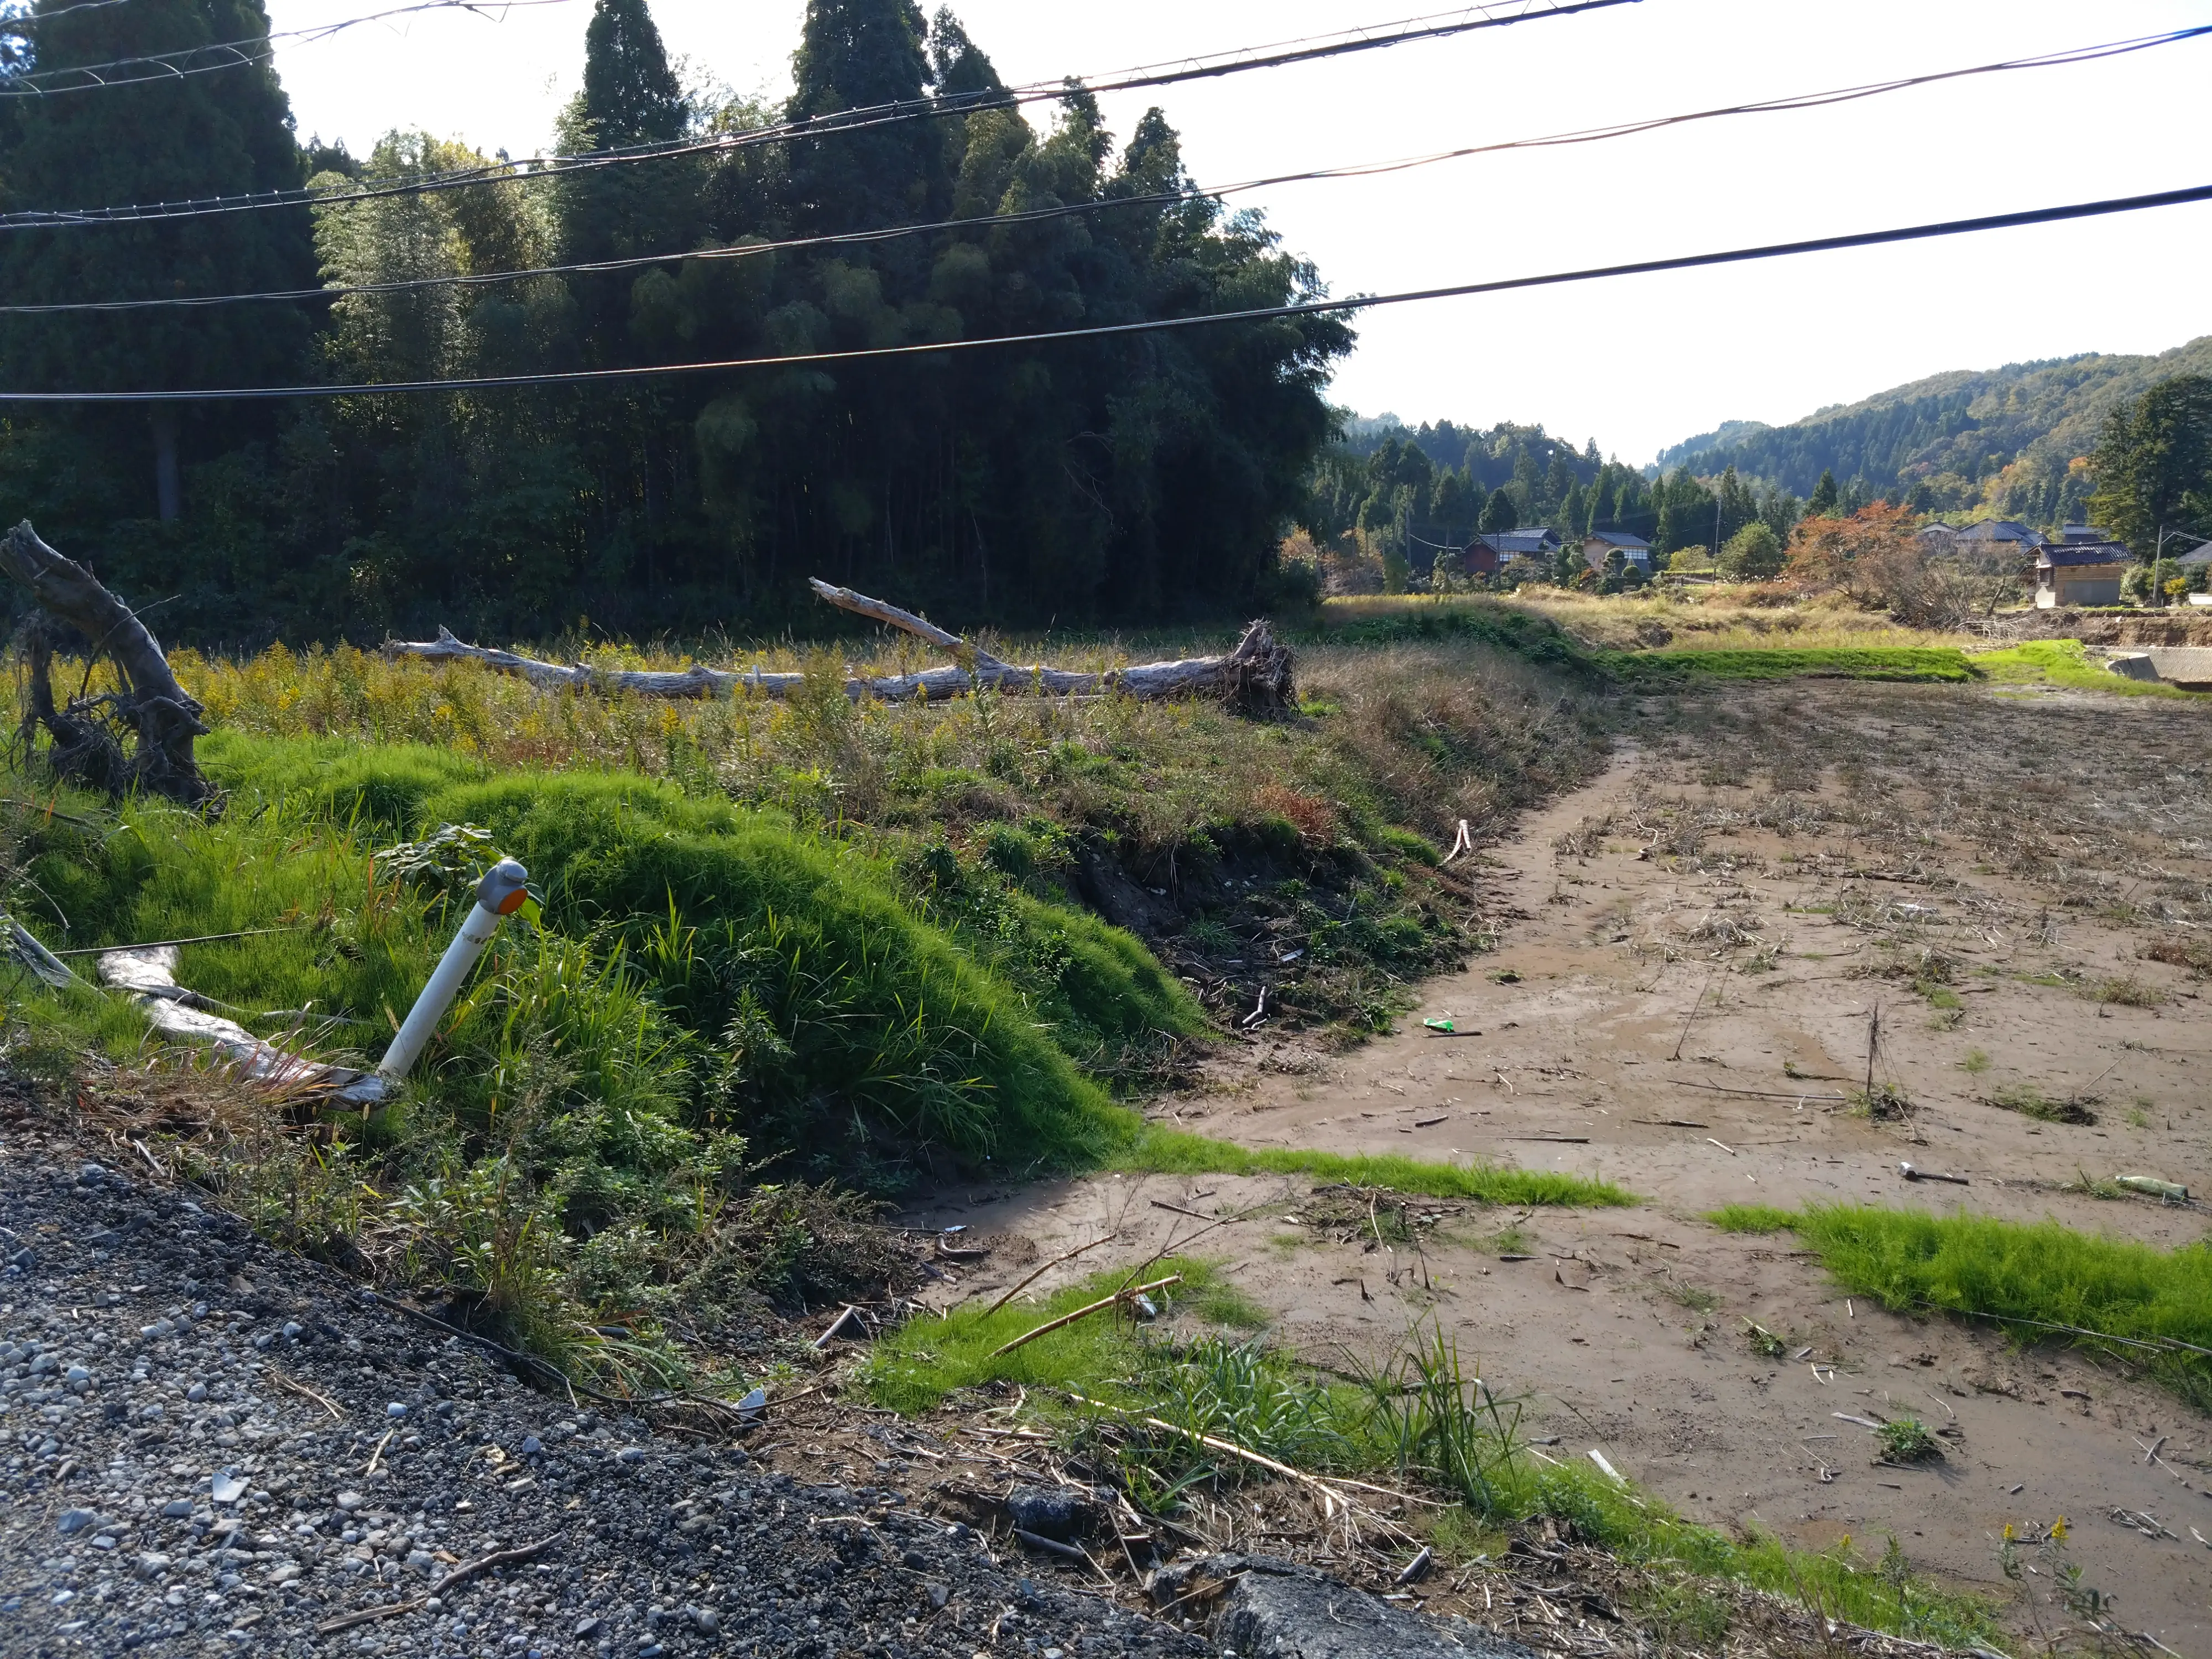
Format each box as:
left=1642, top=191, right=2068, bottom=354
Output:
left=1989, top=1084, right=2098, bottom=1126
left=1875, top=1417, right=1942, bottom=1463
left=1743, top=1318, right=1787, bottom=1359
left=2089, top=975, right=2163, bottom=1009
left=2146, top=935, right=2212, bottom=977
left=1851, top=1083, right=1916, bottom=1121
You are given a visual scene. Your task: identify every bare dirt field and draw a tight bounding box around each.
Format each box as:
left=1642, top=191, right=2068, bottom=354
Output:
left=904, top=681, right=2212, bottom=1651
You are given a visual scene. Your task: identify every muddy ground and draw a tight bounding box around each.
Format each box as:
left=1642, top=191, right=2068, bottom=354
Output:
left=2026, top=611, right=2212, bottom=649
left=904, top=681, right=2212, bottom=1653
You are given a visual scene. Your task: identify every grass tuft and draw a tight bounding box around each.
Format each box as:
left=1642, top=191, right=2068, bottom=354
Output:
left=862, top=1255, right=1256, bottom=1415
left=1702, top=1202, right=2212, bottom=1408
left=1706, top=1204, right=1796, bottom=1234
left=1119, top=1126, right=1636, bottom=1206
left=1596, top=646, right=1974, bottom=685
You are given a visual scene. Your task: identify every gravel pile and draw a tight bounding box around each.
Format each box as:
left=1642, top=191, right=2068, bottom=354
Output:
left=0, top=1135, right=1207, bottom=1659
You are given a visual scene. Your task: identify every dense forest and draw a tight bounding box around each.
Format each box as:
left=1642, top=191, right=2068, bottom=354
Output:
left=0, top=0, right=1353, bottom=645
left=1657, top=336, right=2212, bottom=529
left=1303, top=414, right=1803, bottom=573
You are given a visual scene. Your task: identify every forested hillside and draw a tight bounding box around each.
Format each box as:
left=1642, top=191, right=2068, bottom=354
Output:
left=0, top=0, right=1352, bottom=644
left=1657, top=336, right=2212, bottom=526
left=1303, top=414, right=1800, bottom=569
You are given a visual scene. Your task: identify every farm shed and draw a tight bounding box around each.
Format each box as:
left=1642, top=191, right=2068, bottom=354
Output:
left=2035, top=542, right=2131, bottom=608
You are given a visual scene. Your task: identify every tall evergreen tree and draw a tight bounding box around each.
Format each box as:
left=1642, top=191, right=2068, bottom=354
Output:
left=787, top=0, right=942, bottom=233
left=1480, top=488, right=1517, bottom=535
left=1715, top=463, right=1758, bottom=547
left=0, top=0, right=314, bottom=520
left=557, top=0, right=696, bottom=320
left=2088, top=375, right=2212, bottom=556
left=926, top=7, right=1004, bottom=103
left=582, top=0, right=685, bottom=148
left=1806, top=468, right=1841, bottom=519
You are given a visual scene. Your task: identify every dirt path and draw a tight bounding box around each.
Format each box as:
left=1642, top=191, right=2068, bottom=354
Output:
left=907, top=683, right=2212, bottom=1651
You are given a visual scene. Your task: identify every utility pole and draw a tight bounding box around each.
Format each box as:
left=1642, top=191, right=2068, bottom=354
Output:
left=2154, top=525, right=2211, bottom=608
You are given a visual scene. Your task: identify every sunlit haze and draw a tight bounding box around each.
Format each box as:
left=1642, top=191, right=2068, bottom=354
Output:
left=267, top=0, right=2212, bottom=462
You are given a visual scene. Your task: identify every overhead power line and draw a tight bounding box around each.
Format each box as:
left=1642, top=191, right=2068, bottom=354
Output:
left=0, top=0, right=1628, bottom=225
left=1, top=0, right=144, bottom=26
left=0, top=0, right=583, bottom=95
left=0, top=24, right=2199, bottom=315
left=3, top=180, right=2207, bottom=403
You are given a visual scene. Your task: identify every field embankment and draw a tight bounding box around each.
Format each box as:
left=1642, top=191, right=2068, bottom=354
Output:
left=3, top=622, right=1608, bottom=1391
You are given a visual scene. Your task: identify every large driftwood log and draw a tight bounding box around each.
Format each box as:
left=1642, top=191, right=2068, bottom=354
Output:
left=384, top=580, right=1296, bottom=713
left=1, top=520, right=211, bottom=804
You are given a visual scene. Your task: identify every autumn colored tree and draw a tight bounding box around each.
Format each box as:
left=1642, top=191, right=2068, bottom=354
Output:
left=1785, top=502, right=1917, bottom=599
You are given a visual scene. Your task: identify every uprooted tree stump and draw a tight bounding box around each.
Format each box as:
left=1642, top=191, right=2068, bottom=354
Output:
left=0, top=519, right=212, bottom=806
left=386, top=580, right=1298, bottom=715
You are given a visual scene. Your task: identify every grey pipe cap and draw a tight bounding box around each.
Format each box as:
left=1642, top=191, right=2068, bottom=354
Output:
left=474, top=858, right=531, bottom=917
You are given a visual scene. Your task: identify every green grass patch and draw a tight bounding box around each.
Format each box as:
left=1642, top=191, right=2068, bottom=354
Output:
left=1706, top=1204, right=1798, bottom=1234
left=3, top=734, right=1225, bottom=1383
left=1702, top=1202, right=2212, bottom=1407
left=1485, top=1462, right=1999, bottom=1647
left=1594, top=647, right=1974, bottom=686
left=1119, top=1126, right=1636, bottom=1206
left=1971, top=638, right=2198, bottom=698
left=863, top=1255, right=1262, bottom=1414
left=1309, top=597, right=1601, bottom=677
left=25, top=734, right=1201, bottom=1178
left=869, top=1290, right=1999, bottom=1650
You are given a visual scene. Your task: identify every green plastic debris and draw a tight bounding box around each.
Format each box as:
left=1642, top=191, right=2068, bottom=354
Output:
left=1423, top=1017, right=1457, bottom=1034
left=2116, top=1175, right=2189, bottom=1202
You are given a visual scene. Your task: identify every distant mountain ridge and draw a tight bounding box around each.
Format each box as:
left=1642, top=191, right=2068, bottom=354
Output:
left=1654, top=336, right=2212, bottom=525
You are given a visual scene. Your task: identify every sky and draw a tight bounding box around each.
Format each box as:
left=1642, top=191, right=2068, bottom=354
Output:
left=265, top=0, right=2212, bottom=465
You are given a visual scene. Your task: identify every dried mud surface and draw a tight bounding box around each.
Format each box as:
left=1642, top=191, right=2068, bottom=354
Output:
left=906, top=682, right=2212, bottom=1653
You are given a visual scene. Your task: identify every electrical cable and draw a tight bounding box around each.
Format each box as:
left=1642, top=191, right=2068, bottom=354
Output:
left=3, top=179, right=2207, bottom=403
left=3, top=22, right=2200, bottom=312
left=0, top=0, right=583, bottom=95
left=0, top=0, right=155, bottom=27
left=0, top=0, right=1627, bottom=224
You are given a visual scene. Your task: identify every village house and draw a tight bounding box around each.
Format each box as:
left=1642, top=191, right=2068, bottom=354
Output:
left=1955, top=519, right=2048, bottom=552
left=2035, top=541, right=2131, bottom=608
left=1580, top=529, right=1653, bottom=573
left=1466, top=526, right=1562, bottom=571
left=2179, top=542, right=2212, bottom=606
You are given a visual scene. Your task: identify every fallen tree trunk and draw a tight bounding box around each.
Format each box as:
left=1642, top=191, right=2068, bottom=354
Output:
left=0, top=520, right=211, bottom=805
left=384, top=579, right=1295, bottom=713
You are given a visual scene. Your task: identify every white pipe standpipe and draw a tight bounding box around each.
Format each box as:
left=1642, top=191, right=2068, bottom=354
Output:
left=376, top=858, right=531, bottom=1085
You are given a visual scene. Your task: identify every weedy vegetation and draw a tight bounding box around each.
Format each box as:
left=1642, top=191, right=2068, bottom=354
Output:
left=1, top=620, right=1623, bottom=1393
left=867, top=1294, right=2002, bottom=1649
left=1876, top=1417, right=1943, bottom=1464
